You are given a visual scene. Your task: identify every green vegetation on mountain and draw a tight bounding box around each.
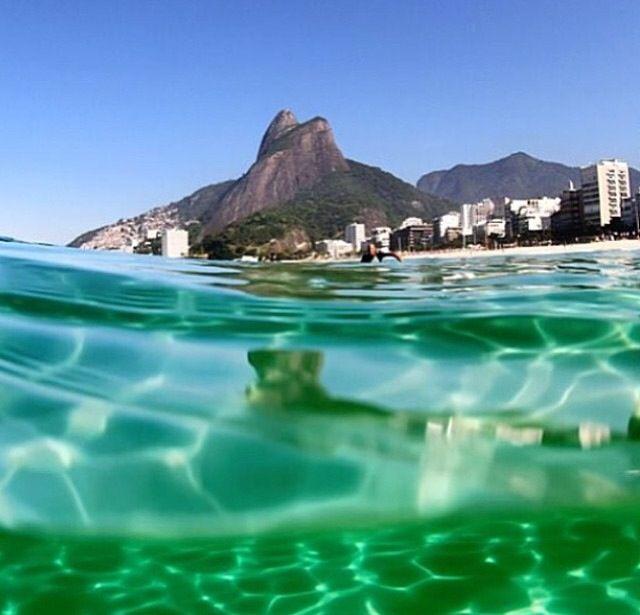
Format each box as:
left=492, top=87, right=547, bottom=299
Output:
left=417, top=152, right=640, bottom=204
left=201, top=161, right=453, bottom=259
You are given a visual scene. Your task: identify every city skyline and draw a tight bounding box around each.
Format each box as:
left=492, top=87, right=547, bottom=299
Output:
left=1, top=0, right=639, bottom=244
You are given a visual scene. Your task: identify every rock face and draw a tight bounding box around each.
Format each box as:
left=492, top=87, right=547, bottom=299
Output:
left=200, top=112, right=350, bottom=236
left=256, top=109, right=298, bottom=159
left=417, top=152, right=640, bottom=204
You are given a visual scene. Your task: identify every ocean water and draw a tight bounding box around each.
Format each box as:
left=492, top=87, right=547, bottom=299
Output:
left=1, top=240, right=640, bottom=613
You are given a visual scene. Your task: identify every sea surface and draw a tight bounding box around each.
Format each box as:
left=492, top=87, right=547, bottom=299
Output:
left=1, top=239, right=640, bottom=613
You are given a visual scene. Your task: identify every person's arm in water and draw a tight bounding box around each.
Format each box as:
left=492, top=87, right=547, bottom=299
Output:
left=376, top=251, right=402, bottom=262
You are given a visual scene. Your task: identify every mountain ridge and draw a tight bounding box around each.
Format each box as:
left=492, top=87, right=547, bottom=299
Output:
left=69, top=110, right=452, bottom=256
left=417, top=152, right=640, bottom=203
left=68, top=180, right=235, bottom=250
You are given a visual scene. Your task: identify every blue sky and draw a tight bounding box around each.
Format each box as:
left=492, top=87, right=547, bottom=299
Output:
left=1, top=0, right=638, bottom=244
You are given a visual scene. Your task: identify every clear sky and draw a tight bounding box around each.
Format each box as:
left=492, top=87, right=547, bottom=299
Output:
left=1, top=0, right=638, bottom=244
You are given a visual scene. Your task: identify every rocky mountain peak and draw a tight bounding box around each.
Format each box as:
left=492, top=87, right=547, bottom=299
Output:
left=201, top=110, right=350, bottom=235
left=257, top=109, right=299, bottom=160
left=509, top=151, right=534, bottom=160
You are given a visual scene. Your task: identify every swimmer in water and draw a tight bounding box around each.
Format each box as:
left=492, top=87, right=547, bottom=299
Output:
left=360, top=243, right=402, bottom=263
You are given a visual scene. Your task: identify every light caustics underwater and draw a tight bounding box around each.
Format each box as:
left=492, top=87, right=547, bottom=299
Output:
left=1, top=239, right=640, bottom=613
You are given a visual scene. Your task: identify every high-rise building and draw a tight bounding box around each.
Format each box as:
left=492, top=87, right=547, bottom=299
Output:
left=371, top=226, right=392, bottom=250
left=432, top=212, right=461, bottom=246
left=391, top=223, right=433, bottom=251
left=161, top=229, right=189, bottom=258
left=622, top=190, right=640, bottom=233
left=507, top=197, right=560, bottom=241
left=460, top=199, right=498, bottom=242
left=551, top=185, right=584, bottom=239
left=460, top=203, right=475, bottom=237
left=434, top=212, right=461, bottom=238
left=580, top=159, right=630, bottom=229
left=344, top=223, right=366, bottom=252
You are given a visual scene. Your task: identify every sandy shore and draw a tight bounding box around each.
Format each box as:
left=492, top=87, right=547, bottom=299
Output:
left=398, top=239, right=640, bottom=261
left=308, top=239, right=640, bottom=264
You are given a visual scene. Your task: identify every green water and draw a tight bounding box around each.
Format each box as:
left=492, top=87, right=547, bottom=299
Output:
left=1, top=240, right=640, bottom=612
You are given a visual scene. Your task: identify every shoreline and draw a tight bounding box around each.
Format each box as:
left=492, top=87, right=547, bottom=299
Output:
left=403, top=239, right=640, bottom=261
left=313, top=239, right=640, bottom=264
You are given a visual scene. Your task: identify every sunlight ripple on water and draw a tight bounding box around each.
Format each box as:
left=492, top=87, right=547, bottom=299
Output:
left=1, top=240, right=640, bottom=612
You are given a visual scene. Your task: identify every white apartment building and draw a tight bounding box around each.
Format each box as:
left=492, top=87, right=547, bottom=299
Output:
left=460, top=199, right=496, bottom=238
left=436, top=211, right=461, bottom=239
left=509, top=197, right=560, bottom=236
left=161, top=229, right=189, bottom=258
left=580, top=159, right=630, bottom=228
left=316, top=239, right=353, bottom=259
left=485, top=219, right=506, bottom=238
left=622, top=190, right=640, bottom=232
left=399, top=217, right=424, bottom=229
left=461, top=203, right=475, bottom=237
left=344, top=223, right=366, bottom=251
left=508, top=197, right=560, bottom=218
left=371, top=226, right=392, bottom=249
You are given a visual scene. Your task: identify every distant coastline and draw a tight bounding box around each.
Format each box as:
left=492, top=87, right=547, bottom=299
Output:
left=313, top=238, right=640, bottom=264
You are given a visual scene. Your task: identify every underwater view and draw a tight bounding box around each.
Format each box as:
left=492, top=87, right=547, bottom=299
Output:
left=1, top=239, right=640, bottom=613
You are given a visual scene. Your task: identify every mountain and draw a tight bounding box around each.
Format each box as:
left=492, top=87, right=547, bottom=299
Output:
left=70, top=110, right=452, bottom=256
left=417, top=152, right=640, bottom=204
left=201, top=110, right=350, bottom=235
left=68, top=180, right=235, bottom=250
left=203, top=160, right=452, bottom=259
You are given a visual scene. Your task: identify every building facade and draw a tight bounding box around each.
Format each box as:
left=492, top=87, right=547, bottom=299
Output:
left=622, top=190, right=640, bottom=234
left=398, top=217, right=424, bottom=229
left=371, top=226, right=392, bottom=250
left=433, top=211, right=461, bottom=244
left=460, top=198, right=502, bottom=243
left=344, top=223, right=366, bottom=252
left=391, top=223, right=434, bottom=251
left=460, top=203, right=475, bottom=238
left=315, top=239, right=353, bottom=259
left=509, top=197, right=560, bottom=241
left=161, top=229, right=189, bottom=258
left=580, top=159, right=630, bottom=229
left=551, top=186, right=584, bottom=239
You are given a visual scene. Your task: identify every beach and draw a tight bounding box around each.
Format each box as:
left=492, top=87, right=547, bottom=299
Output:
left=405, top=238, right=640, bottom=260
left=314, top=238, right=640, bottom=264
